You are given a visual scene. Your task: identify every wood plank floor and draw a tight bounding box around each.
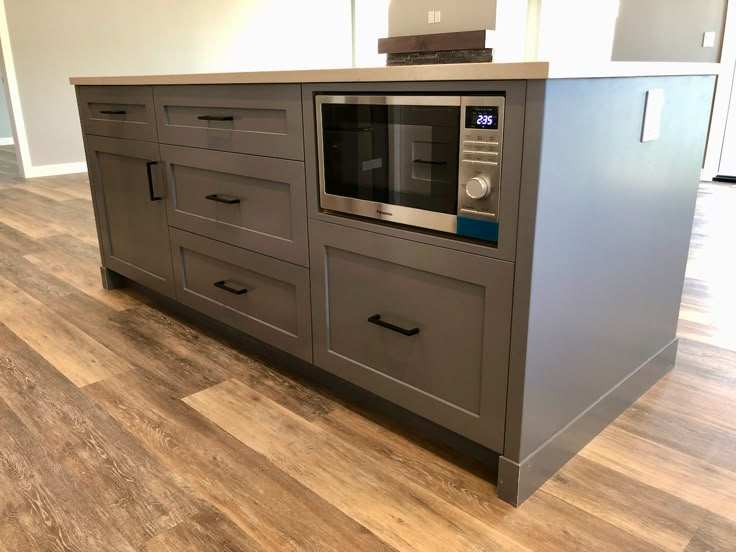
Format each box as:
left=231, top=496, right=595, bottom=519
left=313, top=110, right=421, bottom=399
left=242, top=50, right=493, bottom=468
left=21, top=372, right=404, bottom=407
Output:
left=0, top=173, right=734, bottom=551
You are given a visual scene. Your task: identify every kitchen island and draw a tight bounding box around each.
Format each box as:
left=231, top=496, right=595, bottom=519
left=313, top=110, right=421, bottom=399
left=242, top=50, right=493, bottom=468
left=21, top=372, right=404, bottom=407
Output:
left=71, top=61, right=717, bottom=506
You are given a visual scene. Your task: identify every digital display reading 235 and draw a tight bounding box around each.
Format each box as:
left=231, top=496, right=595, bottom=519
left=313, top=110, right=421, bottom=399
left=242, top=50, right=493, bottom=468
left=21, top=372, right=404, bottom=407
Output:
left=465, top=106, right=499, bottom=130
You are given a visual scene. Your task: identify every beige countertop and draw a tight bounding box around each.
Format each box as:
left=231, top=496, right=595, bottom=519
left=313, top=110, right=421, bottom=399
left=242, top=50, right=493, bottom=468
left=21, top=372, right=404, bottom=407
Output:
left=70, top=61, right=721, bottom=86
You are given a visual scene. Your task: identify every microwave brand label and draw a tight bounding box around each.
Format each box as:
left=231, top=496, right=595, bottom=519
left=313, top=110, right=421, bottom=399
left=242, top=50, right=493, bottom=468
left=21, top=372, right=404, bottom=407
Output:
left=377, top=209, right=393, bottom=216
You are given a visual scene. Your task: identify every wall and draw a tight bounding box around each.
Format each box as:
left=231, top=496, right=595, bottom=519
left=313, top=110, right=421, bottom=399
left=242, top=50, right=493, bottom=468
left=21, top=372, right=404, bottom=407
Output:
left=717, top=70, right=736, bottom=176
left=493, top=0, right=529, bottom=62
left=1, top=0, right=352, bottom=175
left=703, top=0, right=735, bottom=179
left=536, top=0, right=621, bottom=62
left=354, top=0, right=390, bottom=67
left=388, top=0, right=496, bottom=37
left=612, top=0, right=727, bottom=62
left=0, top=80, right=12, bottom=142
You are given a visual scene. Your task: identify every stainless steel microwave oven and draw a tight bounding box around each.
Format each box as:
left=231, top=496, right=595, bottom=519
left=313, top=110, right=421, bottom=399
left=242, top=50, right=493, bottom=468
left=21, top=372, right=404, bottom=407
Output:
left=316, top=94, right=505, bottom=242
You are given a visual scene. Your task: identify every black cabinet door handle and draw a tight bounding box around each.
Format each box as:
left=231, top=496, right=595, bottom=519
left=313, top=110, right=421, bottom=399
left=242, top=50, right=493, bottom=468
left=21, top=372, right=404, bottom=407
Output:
left=214, top=280, right=248, bottom=295
left=368, top=314, right=420, bottom=336
left=146, top=161, right=162, bottom=201
left=413, top=159, right=447, bottom=165
left=205, top=194, right=240, bottom=205
left=198, top=115, right=234, bottom=121
left=100, top=109, right=126, bottom=115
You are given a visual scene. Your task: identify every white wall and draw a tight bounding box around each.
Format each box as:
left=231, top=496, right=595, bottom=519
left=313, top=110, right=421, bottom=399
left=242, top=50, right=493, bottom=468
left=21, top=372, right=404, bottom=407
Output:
left=536, top=0, right=621, bottom=63
left=703, top=0, right=736, bottom=179
left=718, top=72, right=736, bottom=176
left=493, top=0, right=529, bottom=62
left=613, top=0, right=727, bottom=63
left=0, top=0, right=352, bottom=177
left=388, top=0, right=496, bottom=37
left=0, top=80, right=12, bottom=142
left=354, top=0, right=390, bottom=67
left=533, top=0, right=729, bottom=64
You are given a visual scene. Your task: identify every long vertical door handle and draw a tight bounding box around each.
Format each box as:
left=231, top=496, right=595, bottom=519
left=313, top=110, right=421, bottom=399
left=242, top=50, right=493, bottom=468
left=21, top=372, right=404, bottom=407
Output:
left=146, top=161, right=162, bottom=201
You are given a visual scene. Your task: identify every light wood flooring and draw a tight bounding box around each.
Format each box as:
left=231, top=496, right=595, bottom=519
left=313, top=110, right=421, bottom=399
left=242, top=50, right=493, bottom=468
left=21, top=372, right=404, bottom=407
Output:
left=0, top=173, right=734, bottom=551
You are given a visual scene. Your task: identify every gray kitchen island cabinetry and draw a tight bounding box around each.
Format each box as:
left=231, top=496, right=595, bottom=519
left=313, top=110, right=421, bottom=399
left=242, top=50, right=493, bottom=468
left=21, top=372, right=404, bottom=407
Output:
left=309, top=219, right=513, bottom=452
left=169, top=228, right=312, bottom=362
left=77, top=85, right=159, bottom=142
left=72, top=62, right=717, bottom=506
left=160, top=145, right=309, bottom=267
left=153, top=84, right=305, bottom=160
left=84, top=134, right=175, bottom=297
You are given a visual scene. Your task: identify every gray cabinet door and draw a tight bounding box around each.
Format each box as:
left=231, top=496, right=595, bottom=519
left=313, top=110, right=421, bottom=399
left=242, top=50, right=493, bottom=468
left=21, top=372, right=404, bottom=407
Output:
left=153, top=84, right=304, bottom=160
left=309, top=220, right=513, bottom=451
left=86, top=135, right=175, bottom=297
left=161, top=145, right=309, bottom=267
left=77, top=86, right=158, bottom=142
left=169, top=228, right=312, bottom=362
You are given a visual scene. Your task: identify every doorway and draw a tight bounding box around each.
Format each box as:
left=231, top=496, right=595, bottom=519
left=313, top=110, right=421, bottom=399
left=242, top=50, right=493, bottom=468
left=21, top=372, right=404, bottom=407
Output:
left=715, top=60, right=736, bottom=182
left=0, top=3, right=27, bottom=179
left=0, top=77, right=17, bottom=178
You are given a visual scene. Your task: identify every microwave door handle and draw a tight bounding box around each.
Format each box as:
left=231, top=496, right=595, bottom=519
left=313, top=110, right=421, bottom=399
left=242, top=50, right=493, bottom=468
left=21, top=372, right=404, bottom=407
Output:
left=413, top=159, right=448, bottom=165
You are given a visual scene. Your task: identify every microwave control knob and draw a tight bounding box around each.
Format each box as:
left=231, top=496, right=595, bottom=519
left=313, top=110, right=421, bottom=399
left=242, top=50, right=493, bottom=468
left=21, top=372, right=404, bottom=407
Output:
left=465, top=176, right=490, bottom=200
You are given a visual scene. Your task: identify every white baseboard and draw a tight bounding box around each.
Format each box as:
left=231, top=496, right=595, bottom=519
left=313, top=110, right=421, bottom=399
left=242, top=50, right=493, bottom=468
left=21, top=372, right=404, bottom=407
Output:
left=23, top=161, right=87, bottom=178
left=0, top=137, right=14, bottom=146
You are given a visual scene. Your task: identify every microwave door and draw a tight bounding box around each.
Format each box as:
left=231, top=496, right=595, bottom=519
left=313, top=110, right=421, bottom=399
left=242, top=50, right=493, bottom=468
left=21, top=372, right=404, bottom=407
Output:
left=323, top=127, right=389, bottom=202
left=322, top=103, right=390, bottom=203
left=391, top=110, right=459, bottom=215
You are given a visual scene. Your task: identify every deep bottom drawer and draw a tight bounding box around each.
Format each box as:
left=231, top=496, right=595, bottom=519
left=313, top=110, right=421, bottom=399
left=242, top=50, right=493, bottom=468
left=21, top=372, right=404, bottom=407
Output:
left=170, top=228, right=312, bottom=361
left=309, top=220, right=513, bottom=450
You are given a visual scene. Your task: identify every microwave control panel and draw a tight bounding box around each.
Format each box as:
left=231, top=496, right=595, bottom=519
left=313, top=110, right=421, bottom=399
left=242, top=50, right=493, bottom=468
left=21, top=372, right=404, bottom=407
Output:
left=457, top=96, right=505, bottom=227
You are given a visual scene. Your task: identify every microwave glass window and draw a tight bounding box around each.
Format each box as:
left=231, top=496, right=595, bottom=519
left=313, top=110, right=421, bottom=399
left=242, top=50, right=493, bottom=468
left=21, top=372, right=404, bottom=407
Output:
left=321, top=103, right=460, bottom=215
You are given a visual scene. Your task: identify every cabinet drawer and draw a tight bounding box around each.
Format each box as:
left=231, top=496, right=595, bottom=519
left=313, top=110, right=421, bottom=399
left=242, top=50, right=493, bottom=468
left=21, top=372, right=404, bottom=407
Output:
left=309, top=220, right=513, bottom=450
left=154, top=85, right=304, bottom=160
left=170, top=228, right=312, bottom=362
left=162, top=145, right=308, bottom=267
left=77, top=86, right=157, bottom=142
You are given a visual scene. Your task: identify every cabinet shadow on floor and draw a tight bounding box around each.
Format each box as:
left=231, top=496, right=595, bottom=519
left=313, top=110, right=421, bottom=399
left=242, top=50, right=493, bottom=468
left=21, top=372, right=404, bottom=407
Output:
left=124, top=278, right=501, bottom=484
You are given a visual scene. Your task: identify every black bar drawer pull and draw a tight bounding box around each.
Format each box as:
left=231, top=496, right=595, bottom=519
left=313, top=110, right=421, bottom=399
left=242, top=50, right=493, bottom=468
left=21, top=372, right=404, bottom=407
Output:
left=214, top=280, right=248, bottom=295
left=413, top=159, right=447, bottom=165
left=100, top=109, right=126, bottom=115
left=368, top=314, right=420, bottom=336
left=146, top=161, right=162, bottom=201
left=205, top=194, right=240, bottom=205
left=198, top=115, right=234, bottom=121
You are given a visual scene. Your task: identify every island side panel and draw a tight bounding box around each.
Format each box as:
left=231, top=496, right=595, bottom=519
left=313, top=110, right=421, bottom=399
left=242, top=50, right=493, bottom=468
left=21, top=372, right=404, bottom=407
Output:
left=500, top=75, right=715, bottom=504
left=500, top=78, right=546, bottom=464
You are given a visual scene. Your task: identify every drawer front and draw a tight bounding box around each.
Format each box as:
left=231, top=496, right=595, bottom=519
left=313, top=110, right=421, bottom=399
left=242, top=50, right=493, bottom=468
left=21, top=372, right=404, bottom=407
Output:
left=170, top=228, right=312, bottom=362
left=162, top=145, right=308, bottom=267
left=309, top=220, right=513, bottom=450
left=154, top=85, right=304, bottom=160
left=77, top=86, right=157, bottom=142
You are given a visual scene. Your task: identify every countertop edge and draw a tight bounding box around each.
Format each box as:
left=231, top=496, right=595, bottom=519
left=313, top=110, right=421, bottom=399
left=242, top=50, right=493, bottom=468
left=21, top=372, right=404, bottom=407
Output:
left=545, top=61, right=722, bottom=79
left=69, top=61, right=721, bottom=86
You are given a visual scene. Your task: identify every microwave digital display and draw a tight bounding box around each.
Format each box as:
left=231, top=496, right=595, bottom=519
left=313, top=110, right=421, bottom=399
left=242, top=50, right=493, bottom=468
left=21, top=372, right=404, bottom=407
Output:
left=465, top=106, right=499, bottom=129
